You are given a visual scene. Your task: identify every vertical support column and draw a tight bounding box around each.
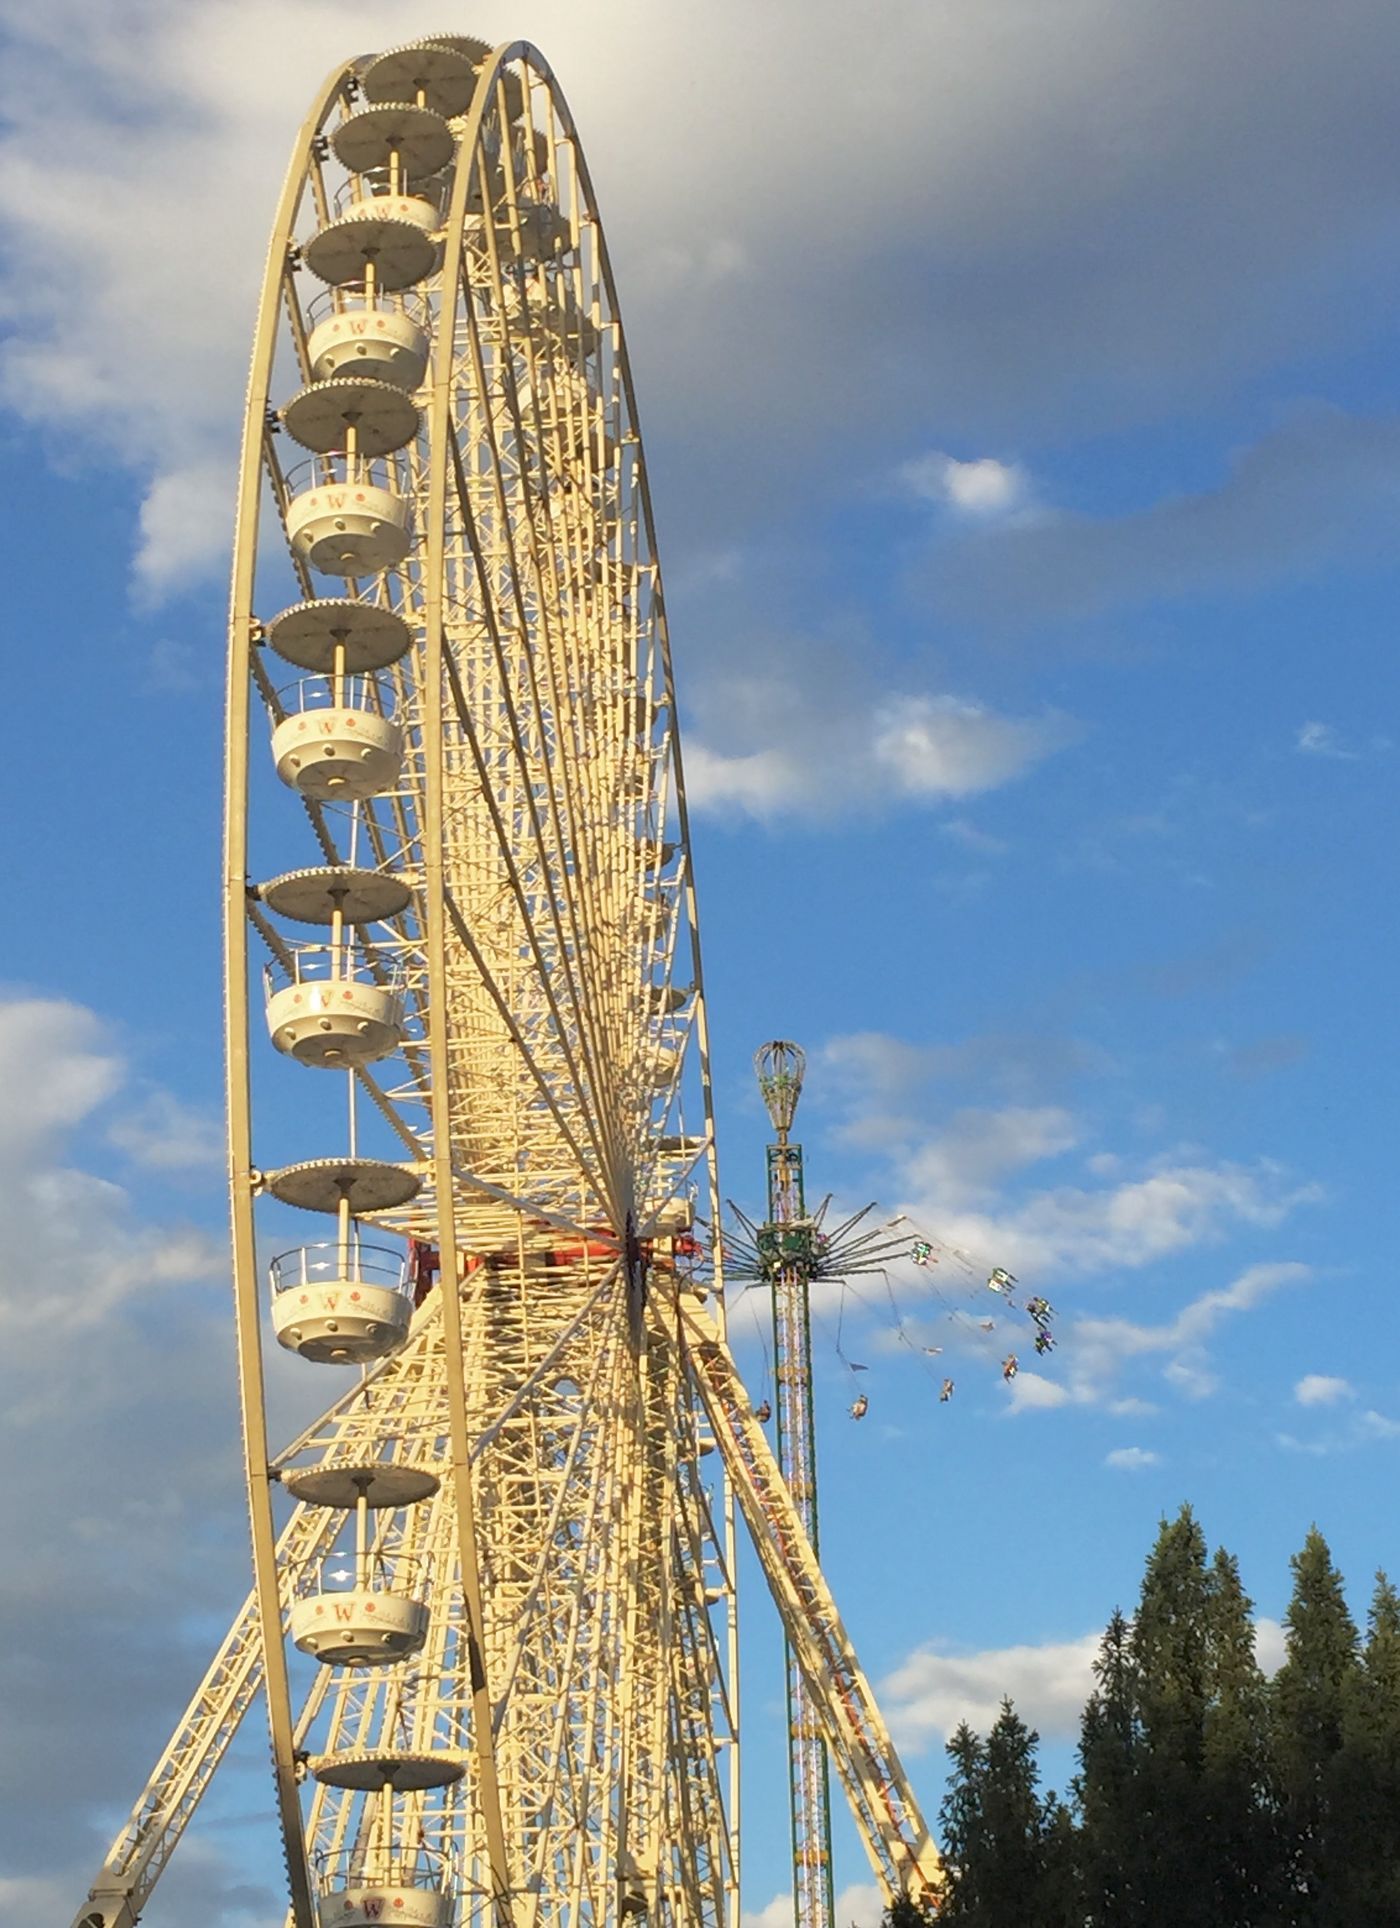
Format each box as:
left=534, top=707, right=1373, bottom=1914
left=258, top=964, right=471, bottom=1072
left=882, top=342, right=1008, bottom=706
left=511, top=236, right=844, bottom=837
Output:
left=767, top=1139, right=836, bottom=1928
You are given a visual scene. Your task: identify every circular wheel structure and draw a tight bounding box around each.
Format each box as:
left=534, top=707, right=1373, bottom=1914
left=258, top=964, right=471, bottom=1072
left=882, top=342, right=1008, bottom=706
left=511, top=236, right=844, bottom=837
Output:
left=70, top=32, right=946, bottom=1928
left=223, top=35, right=733, bottom=1928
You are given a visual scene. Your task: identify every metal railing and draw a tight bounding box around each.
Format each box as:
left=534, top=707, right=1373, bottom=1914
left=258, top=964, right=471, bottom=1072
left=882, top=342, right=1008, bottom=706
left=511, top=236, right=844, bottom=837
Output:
left=314, top=1841, right=452, bottom=1895
left=269, top=1240, right=410, bottom=1297
left=331, top=173, right=446, bottom=220
left=305, top=285, right=432, bottom=329
left=293, top=1546, right=430, bottom=1602
left=263, top=942, right=406, bottom=998
left=272, top=672, right=397, bottom=721
left=284, top=452, right=408, bottom=497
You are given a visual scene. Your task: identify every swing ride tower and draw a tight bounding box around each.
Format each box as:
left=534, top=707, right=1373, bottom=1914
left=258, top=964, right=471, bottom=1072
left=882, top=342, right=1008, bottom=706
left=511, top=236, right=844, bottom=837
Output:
left=68, top=34, right=944, bottom=1928
left=754, top=1043, right=836, bottom=1928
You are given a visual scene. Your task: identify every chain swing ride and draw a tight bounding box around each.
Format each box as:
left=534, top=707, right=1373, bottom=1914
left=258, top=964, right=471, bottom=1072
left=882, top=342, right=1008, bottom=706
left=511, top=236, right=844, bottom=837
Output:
left=720, top=1048, right=1061, bottom=1928
left=67, top=32, right=969, bottom=1928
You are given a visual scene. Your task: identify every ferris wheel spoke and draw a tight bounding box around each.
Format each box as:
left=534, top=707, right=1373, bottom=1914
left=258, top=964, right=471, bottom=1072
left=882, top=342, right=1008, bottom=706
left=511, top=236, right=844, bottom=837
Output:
left=440, top=350, right=628, bottom=1186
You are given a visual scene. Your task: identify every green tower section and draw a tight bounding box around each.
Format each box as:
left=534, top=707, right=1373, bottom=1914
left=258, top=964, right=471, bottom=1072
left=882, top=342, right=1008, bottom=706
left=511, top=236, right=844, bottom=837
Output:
left=754, top=1042, right=835, bottom=1928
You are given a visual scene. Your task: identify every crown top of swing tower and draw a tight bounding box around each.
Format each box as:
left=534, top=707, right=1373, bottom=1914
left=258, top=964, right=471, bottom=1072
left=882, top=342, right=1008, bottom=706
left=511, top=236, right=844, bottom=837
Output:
left=755, top=1040, right=805, bottom=1141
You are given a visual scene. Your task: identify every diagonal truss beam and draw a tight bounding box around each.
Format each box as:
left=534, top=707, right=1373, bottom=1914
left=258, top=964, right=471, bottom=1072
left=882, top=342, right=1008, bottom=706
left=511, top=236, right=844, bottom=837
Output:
left=678, top=1299, right=945, bottom=1908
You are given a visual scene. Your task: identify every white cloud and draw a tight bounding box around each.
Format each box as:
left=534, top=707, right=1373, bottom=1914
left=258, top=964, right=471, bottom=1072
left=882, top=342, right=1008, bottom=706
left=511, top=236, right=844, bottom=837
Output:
left=907, top=1159, right=1318, bottom=1281
left=1294, top=1373, right=1354, bottom=1407
left=687, top=689, right=1072, bottom=822
left=134, top=453, right=236, bottom=600
left=1279, top=1403, right=1400, bottom=1455
left=107, top=1087, right=224, bottom=1171
left=998, top=1264, right=1310, bottom=1415
left=872, top=696, right=1075, bottom=801
left=833, top=1884, right=885, bottom=1928
left=940, top=817, right=1010, bottom=856
left=901, top=1105, right=1078, bottom=1210
left=1007, top=1370, right=1072, bottom=1411
left=0, top=998, right=121, bottom=1150
left=1057, top=1262, right=1310, bottom=1404
left=1254, top=1616, right=1287, bottom=1675
left=0, top=992, right=242, bottom=1881
left=882, top=1614, right=1289, bottom=1758
left=741, top=1896, right=794, bottom=1928
left=826, top=1054, right=1318, bottom=1285
left=1303, top=724, right=1357, bottom=759
left=882, top=1630, right=1102, bottom=1751
left=902, top=450, right=1031, bottom=516
left=1105, top=1445, right=1161, bottom=1471
left=744, top=1885, right=881, bottom=1928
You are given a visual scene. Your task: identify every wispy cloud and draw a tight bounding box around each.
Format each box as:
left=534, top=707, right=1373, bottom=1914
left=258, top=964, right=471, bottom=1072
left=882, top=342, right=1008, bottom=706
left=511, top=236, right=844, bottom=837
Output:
left=1296, top=721, right=1357, bottom=759
left=925, top=409, right=1400, bottom=634
left=0, top=993, right=239, bottom=1874
left=901, top=450, right=1031, bottom=517
left=744, top=1885, right=883, bottom=1928
left=1294, top=1373, right=1354, bottom=1407
left=882, top=1615, right=1288, bottom=1757
left=994, top=1263, right=1312, bottom=1416
left=107, top=1087, right=223, bottom=1171
left=1105, top=1445, right=1161, bottom=1471
left=687, top=689, right=1075, bottom=823
left=882, top=1629, right=1102, bottom=1750
left=911, top=1160, right=1319, bottom=1281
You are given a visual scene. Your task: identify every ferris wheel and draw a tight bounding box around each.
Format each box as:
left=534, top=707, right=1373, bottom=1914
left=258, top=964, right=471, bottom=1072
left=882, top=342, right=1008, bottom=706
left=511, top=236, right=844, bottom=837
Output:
left=70, top=35, right=943, bottom=1928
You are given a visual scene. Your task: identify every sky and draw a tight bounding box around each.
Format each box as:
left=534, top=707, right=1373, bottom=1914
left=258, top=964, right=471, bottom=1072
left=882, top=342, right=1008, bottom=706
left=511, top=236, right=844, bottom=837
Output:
left=2, top=0, right=1399, bottom=1920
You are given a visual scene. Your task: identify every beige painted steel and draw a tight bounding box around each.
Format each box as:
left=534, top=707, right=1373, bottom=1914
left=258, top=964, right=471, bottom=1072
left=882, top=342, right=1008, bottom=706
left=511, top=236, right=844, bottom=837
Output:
left=70, top=31, right=941, bottom=1928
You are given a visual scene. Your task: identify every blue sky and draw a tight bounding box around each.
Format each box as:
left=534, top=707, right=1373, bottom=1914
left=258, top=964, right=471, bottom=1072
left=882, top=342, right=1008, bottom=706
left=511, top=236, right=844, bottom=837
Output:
left=2, top=0, right=1399, bottom=1920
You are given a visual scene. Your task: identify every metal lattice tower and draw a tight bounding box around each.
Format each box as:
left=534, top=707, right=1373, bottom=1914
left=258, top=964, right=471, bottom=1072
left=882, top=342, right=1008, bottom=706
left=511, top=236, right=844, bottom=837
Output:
left=67, top=35, right=945, bottom=1928
left=754, top=1044, right=835, bottom=1928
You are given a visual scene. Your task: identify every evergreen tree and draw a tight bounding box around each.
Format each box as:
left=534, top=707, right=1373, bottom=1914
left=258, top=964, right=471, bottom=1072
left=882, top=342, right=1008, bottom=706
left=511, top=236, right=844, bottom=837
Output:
left=938, top=1723, right=986, bottom=1922
left=1076, top=1608, right=1145, bottom=1927
left=978, top=1700, right=1051, bottom=1926
left=1203, top=1547, right=1278, bottom=1926
left=937, top=1702, right=1069, bottom=1927
left=880, top=1896, right=937, bottom=1928
left=1332, top=1571, right=1400, bottom=1923
left=1131, top=1507, right=1214, bottom=1928
left=1037, top=1791, right=1082, bottom=1928
left=1272, top=1526, right=1359, bottom=1926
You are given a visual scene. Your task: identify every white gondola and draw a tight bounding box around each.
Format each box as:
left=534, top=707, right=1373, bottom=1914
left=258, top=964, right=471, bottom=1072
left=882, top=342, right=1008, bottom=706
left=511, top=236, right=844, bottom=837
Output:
left=270, top=674, right=403, bottom=801
left=305, top=290, right=430, bottom=390
left=263, top=942, right=406, bottom=1067
left=269, top=1240, right=413, bottom=1364
left=315, top=1845, right=453, bottom=1928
